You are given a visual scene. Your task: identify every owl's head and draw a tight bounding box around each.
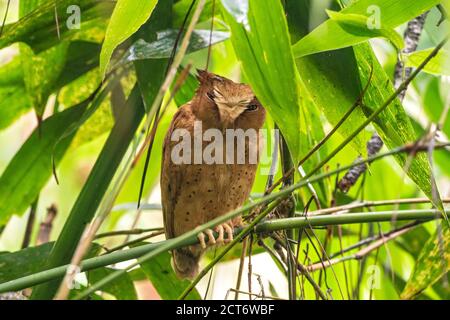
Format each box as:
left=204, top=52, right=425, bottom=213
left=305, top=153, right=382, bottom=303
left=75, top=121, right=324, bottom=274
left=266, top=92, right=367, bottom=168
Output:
left=194, top=70, right=265, bottom=129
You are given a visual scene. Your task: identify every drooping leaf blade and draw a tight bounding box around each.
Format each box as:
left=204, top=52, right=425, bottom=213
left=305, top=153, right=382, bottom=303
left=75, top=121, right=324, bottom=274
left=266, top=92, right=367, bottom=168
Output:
left=99, top=0, right=158, bottom=77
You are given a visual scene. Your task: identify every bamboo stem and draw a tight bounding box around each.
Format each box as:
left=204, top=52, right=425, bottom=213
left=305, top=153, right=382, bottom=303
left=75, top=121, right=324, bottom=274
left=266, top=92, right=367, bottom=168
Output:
left=1, top=208, right=447, bottom=294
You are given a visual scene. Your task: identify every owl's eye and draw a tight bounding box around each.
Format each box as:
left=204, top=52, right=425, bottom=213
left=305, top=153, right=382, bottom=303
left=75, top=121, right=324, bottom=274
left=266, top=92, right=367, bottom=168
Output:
left=246, top=104, right=258, bottom=111
left=206, top=91, right=215, bottom=101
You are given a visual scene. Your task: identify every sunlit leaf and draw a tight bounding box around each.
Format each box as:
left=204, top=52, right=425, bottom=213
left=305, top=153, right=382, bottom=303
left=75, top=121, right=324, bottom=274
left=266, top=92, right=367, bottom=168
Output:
left=99, top=0, right=158, bottom=77
left=405, top=48, right=450, bottom=76
left=326, top=10, right=404, bottom=50
left=0, top=0, right=113, bottom=52
left=293, top=0, right=441, bottom=57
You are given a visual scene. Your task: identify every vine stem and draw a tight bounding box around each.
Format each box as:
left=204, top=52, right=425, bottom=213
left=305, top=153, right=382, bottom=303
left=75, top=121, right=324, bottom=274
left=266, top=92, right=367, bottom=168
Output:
left=0, top=208, right=447, bottom=295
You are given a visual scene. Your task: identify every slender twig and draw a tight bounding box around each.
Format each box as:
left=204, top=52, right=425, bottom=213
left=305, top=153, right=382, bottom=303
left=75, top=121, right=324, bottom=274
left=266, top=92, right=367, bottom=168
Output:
left=303, top=197, right=450, bottom=217
left=234, top=238, right=248, bottom=300
left=21, top=198, right=39, bottom=249
left=94, top=228, right=163, bottom=239
left=104, top=231, right=165, bottom=253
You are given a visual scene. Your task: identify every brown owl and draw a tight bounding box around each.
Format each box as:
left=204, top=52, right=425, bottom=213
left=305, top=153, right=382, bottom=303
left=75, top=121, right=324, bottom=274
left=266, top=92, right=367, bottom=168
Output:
left=161, top=70, right=266, bottom=279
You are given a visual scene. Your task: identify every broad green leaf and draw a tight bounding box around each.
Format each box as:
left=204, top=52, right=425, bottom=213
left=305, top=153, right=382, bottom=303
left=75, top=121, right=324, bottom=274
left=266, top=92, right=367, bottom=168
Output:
left=286, top=0, right=368, bottom=156
left=296, top=49, right=369, bottom=155
left=354, top=43, right=444, bottom=213
left=0, top=0, right=113, bottom=52
left=21, top=42, right=69, bottom=118
left=0, top=243, right=53, bottom=284
left=100, top=0, right=158, bottom=77
left=122, top=30, right=229, bottom=62
left=293, top=0, right=440, bottom=57
left=0, top=41, right=101, bottom=131
left=139, top=251, right=201, bottom=300
left=0, top=86, right=31, bottom=130
left=221, top=0, right=303, bottom=162
left=401, top=224, right=450, bottom=299
left=88, top=267, right=137, bottom=300
left=326, top=10, right=404, bottom=50
left=19, top=0, right=69, bottom=119
left=0, top=242, right=101, bottom=284
left=0, top=102, right=87, bottom=226
left=405, top=49, right=450, bottom=76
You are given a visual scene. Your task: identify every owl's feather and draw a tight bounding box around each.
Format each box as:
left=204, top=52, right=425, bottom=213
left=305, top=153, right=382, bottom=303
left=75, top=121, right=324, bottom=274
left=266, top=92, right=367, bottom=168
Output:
left=161, top=71, right=265, bottom=279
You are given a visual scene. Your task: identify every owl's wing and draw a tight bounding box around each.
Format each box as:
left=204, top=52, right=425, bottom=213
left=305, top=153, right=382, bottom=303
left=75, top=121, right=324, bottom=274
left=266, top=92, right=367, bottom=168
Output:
left=161, top=104, right=194, bottom=239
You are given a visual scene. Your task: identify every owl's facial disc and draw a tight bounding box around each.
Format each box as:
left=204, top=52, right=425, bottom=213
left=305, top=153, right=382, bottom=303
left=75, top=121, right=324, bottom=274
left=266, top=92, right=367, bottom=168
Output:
left=211, top=87, right=253, bottom=126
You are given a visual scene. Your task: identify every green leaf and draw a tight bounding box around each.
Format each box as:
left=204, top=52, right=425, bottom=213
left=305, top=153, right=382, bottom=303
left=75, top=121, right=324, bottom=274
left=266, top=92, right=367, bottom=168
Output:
left=405, top=49, right=450, bottom=76
left=326, top=10, right=404, bottom=50
left=21, top=42, right=70, bottom=118
left=0, top=242, right=101, bottom=284
left=401, top=224, right=450, bottom=299
left=0, top=86, right=31, bottom=130
left=295, top=48, right=369, bottom=155
left=132, top=0, right=172, bottom=111
left=19, top=0, right=69, bottom=119
left=100, top=0, right=158, bottom=77
left=0, top=243, right=53, bottom=283
left=293, top=0, right=440, bottom=57
left=0, top=102, right=87, bottom=226
left=122, top=29, right=229, bottom=62
left=0, top=41, right=101, bottom=131
left=88, top=267, right=137, bottom=300
left=0, top=0, right=113, bottom=52
left=139, top=251, right=201, bottom=300
left=354, top=43, right=444, bottom=213
left=221, top=0, right=303, bottom=162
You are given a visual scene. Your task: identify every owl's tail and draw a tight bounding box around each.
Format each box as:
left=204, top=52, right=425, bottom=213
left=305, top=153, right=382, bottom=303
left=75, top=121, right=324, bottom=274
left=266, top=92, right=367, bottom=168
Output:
left=171, top=247, right=202, bottom=279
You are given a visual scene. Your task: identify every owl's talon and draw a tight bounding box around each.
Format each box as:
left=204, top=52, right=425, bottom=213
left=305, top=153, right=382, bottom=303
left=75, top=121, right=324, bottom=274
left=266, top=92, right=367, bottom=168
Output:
left=205, top=229, right=216, bottom=245
left=223, top=223, right=234, bottom=243
left=197, top=232, right=207, bottom=249
left=215, top=225, right=225, bottom=245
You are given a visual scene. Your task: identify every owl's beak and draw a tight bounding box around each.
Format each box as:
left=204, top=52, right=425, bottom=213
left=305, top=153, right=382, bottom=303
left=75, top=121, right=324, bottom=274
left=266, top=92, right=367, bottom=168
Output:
left=217, top=103, right=245, bottom=127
